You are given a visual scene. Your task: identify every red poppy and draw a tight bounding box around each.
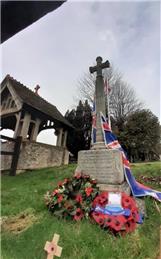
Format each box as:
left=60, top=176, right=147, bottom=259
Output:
left=62, top=178, right=69, bottom=185
left=124, top=219, right=136, bottom=233
left=73, top=208, right=84, bottom=221
left=52, top=189, right=59, bottom=196
left=122, top=194, right=136, bottom=209
left=74, top=172, right=82, bottom=179
left=57, top=195, right=63, bottom=203
left=58, top=181, right=63, bottom=187
left=98, top=217, right=105, bottom=226
left=75, top=194, right=83, bottom=204
left=45, top=242, right=56, bottom=254
left=92, top=212, right=104, bottom=225
left=96, top=192, right=108, bottom=203
left=90, top=179, right=97, bottom=185
left=104, top=215, right=113, bottom=227
left=131, top=208, right=139, bottom=222
left=100, top=197, right=107, bottom=205
left=92, top=195, right=107, bottom=207
left=83, top=175, right=90, bottom=179
left=85, top=187, right=93, bottom=197
left=100, top=192, right=108, bottom=200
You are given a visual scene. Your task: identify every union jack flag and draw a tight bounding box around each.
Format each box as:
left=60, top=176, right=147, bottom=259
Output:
left=104, top=78, right=111, bottom=95
left=100, top=112, right=161, bottom=202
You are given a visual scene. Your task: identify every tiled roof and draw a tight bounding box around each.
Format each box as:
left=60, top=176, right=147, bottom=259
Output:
left=1, top=75, right=73, bottom=128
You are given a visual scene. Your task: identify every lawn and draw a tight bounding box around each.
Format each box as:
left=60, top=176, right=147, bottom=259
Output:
left=1, top=162, right=161, bottom=259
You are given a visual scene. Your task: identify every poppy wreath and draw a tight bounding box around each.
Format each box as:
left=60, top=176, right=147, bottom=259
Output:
left=91, top=191, right=140, bottom=234
left=44, top=172, right=99, bottom=221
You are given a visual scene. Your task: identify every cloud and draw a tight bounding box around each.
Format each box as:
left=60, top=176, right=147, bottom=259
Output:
left=1, top=1, right=160, bottom=143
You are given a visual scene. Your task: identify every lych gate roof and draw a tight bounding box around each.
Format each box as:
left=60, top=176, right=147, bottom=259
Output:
left=1, top=75, right=72, bottom=128
left=1, top=1, right=66, bottom=43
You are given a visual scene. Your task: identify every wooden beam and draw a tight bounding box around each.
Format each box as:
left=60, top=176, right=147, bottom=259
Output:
left=0, top=134, right=16, bottom=142
left=1, top=151, right=13, bottom=155
left=10, top=136, right=22, bottom=176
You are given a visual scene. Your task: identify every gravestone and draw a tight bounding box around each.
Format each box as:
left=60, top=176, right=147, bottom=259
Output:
left=75, top=56, right=130, bottom=194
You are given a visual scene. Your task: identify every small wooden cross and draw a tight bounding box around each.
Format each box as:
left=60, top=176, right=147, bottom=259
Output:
left=44, top=233, right=62, bottom=259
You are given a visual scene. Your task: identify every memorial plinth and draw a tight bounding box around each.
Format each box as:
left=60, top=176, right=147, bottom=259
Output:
left=76, top=148, right=130, bottom=194
left=77, top=149, right=124, bottom=184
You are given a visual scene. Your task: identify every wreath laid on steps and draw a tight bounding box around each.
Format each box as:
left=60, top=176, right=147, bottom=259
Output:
left=44, top=173, right=99, bottom=220
left=44, top=173, right=141, bottom=234
left=91, top=191, right=140, bottom=234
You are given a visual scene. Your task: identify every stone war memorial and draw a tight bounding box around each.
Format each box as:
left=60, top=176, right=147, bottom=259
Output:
left=76, top=56, right=130, bottom=194
left=45, top=56, right=161, bottom=238
left=0, top=75, right=73, bottom=173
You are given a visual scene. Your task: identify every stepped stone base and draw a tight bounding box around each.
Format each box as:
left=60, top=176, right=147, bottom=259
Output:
left=76, top=149, right=124, bottom=185
left=97, top=182, right=131, bottom=195
left=135, top=198, right=146, bottom=217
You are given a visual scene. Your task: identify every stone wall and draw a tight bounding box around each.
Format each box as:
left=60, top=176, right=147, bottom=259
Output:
left=1, top=141, right=69, bottom=171
left=1, top=141, right=14, bottom=170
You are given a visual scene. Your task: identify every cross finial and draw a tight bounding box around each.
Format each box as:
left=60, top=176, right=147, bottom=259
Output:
left=34, top=85, right=40, bottom=95
left=89, top=56, right=110, bottom=77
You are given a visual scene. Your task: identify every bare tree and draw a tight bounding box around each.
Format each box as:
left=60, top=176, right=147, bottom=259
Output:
left=109, top=78, right=142, bottom=122
left=76, top=72, right=95, bottom=104
left=76, top=66, right=143, bottom=123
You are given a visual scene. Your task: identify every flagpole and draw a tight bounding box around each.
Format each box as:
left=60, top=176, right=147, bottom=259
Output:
left=104, top=71, right=111, bottom=129
left=107, top=78, right=111, bottom=129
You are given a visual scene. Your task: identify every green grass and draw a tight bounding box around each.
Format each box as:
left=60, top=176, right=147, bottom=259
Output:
left=1, top=162, right=161, bottom=259
left=132, top=161, right=161, bottom=190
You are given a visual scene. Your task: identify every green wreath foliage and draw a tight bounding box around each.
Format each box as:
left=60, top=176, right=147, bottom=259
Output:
left=44, top=173, right=99, bottom=221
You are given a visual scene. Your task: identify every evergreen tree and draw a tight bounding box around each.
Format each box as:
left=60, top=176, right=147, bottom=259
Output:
left=116, top=109, right=160, bottom=162
left=65, top=100, right=92, bottom=158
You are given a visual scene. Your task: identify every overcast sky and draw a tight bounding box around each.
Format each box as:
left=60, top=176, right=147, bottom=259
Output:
left=1, top=1, right=160, bottom=144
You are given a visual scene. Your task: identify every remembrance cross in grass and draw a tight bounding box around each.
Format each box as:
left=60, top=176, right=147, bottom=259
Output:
left=89, top=56, right=110, bottom=147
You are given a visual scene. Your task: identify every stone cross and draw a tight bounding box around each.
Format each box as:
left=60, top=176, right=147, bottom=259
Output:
left=89, top=56, right=110, bottom=146
left=89, top=56, right=110, bottom=77
left=44, top=233, right=62, bottom=259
